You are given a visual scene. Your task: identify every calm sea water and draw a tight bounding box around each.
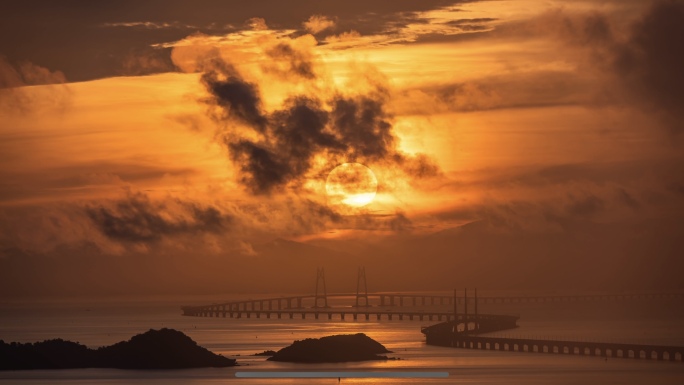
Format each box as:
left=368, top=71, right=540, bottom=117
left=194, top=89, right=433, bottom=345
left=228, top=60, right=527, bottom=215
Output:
left=1, top=293, right=683, bottom=384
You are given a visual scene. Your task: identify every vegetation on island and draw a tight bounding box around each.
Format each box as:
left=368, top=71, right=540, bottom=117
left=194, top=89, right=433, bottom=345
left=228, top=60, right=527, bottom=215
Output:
left=268, top=333, right=393, bottom=363
left=0, top=328, right=236, bottom=370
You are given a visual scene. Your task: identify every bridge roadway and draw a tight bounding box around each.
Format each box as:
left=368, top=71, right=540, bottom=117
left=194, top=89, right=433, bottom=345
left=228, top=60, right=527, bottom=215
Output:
left=422, top=319, right=684, bottom=363
left=181, top=291, right=683, bottom=321
left=450, top=335, right=684, bottom=362
left=182, top=304, right=507, bottom=323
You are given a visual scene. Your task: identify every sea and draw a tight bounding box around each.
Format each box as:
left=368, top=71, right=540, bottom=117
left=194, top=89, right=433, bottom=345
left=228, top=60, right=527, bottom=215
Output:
left=1, top=292, right=683, bottom=384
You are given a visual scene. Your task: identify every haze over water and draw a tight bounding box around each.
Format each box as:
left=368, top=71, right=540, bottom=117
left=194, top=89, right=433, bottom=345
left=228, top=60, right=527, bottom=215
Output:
left=1, top=294, right=683, bottom=384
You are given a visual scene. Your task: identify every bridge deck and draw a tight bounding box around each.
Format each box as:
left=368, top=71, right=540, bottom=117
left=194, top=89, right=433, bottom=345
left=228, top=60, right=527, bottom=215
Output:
left=446, top=335, right=684, bottom=362
left=181, top=291, right=683, bottom=324
left=183, top=292, right=683, bottom=308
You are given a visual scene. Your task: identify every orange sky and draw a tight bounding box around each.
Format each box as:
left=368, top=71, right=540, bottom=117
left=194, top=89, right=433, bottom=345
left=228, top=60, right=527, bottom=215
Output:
left=1, top=0, right=683, bottom=297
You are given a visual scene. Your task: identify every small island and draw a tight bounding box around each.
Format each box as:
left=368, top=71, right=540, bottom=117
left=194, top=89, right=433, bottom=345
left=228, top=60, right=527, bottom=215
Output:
left=0, top=328, right=236, bottom=370
left=268, top=333, right=393, bottom=363
left=253, top=350, right=277, bottom=356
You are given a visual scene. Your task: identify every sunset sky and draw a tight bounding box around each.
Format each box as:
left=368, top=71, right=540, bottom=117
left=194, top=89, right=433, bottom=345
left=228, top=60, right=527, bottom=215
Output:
left=1, top=0, right=683, bottom=297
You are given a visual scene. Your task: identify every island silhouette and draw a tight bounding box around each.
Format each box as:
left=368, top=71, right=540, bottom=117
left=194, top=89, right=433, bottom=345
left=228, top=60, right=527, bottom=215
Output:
left=0, top=328, right=236, bottom=370
left=267, top=333, right=393, bottom=363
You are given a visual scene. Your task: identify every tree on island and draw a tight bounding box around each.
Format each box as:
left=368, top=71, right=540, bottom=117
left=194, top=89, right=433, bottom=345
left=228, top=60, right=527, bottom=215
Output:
left=0, top=328, right=236, bottom=370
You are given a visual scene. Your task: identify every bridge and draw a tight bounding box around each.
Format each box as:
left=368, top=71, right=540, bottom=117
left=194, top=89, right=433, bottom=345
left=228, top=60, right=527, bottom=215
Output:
left=422, top=322, right=684, bottom=362
left=180, top=267, right=683, bottom=322
left=454, top=336, right=684, bottom=362
left=421, top=304, right=684, bottom=363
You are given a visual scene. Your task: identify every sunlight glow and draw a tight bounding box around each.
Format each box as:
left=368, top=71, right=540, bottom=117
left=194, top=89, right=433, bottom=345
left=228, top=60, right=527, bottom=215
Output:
left=325, top=163, right=378, bottom=207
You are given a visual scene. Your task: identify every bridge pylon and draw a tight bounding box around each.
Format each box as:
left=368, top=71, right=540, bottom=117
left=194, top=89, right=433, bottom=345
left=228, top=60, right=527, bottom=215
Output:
left=314, top=267, right=328, bottom=308
left=355, top=266, right=369, bottom=307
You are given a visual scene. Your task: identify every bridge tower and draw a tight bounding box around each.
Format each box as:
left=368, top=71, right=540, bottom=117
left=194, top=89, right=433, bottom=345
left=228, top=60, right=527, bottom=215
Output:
left=355, top=266, right=370, bottom=307
left=314, top=267, right=328, bottom=308
left=474, top=288, right=478, bottom=331
left=464, top=288, right=468, bottom=333
left=453, top=288, right=458, bottom=320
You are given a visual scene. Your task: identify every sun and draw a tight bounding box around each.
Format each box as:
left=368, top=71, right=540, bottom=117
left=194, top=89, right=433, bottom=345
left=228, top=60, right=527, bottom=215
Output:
left=325, top=163, right=378, bottom=207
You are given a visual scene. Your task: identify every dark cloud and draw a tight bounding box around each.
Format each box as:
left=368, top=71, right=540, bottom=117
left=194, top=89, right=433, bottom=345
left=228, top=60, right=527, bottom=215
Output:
left=120, top=47, right=175, bottom=76
left=443, top=17, right=497, bottom=32
left=453, top=24, right=489, bottom=32
left=565, top=194, right=605, bottom=218
left=0, top=56, right=70, bottom=114
left=202, top=55, right=440, bottom=194
left=86, top=192, right=230, bottom=242
left=615, top=187, right=641, bottom=210
left=0, top=56, right=66, bottom=88
left=494, top=2, right=683, bottom=131
left=612, top=1, right=684, bottom=131
left=0, top=0, right=461, bottom=82
left=201, top=61, right=268, bottom=130
left=288, top=200, right=344, bottom=234
left=389, top=212, right=412, bottom=232
left=445, top=18, right=497, bottom=25
left=263, top=42, right=316, bottom=79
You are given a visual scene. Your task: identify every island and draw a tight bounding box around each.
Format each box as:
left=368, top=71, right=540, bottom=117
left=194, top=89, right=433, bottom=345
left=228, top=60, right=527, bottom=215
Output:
left=0, top=328, right=236, bottom=370
left=268, top=333, right=393, bottom=363
left=253, top=350, right=277, bottom=356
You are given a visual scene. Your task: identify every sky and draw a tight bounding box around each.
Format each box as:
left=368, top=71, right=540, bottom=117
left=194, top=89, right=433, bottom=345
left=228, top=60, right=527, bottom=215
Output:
left=1, top=0, right=683, bottom=298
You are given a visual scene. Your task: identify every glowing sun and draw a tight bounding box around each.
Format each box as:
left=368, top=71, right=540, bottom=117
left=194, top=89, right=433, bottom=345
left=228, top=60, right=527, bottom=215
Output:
left=325, top=163, right=378, bottom=207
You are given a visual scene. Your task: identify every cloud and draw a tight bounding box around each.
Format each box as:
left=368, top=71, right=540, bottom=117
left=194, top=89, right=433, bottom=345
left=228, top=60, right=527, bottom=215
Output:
left=263, top=39, right=317, bottom=79
left=303, top=15, right=335, bottom=34
left=389, top=212, right=412, bottom=232
left=611, top=1, right=684, bottom=132
left=246, top=17, right=268, bottom=31
left=565, top=193, right=605, bottom=218
left=201, top=61, right=268, bottom=130
left=85, top=191, right=231, bottom=243
left=120, top=47, right=175, bottom=76
left=198, top=40, right=441, bottom=195
left=101, top=21, right=199, bottom=30
left=494, top=2, right=684, bottom=132
left=0, top=57, right=67, bottom=88
left=0, top=56, right=70, bottom=114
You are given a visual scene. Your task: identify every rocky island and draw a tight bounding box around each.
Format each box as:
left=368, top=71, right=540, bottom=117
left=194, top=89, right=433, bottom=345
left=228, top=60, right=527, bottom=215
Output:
left=0, top=328, right=236, bottom=370
left=268, top=333, right=393, bottom=363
